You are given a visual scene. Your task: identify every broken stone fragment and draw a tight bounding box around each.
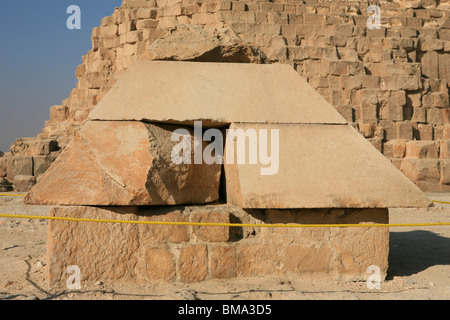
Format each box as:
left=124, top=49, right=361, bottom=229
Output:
left=141, top=24, right=267, bottom=63
left=24, top=121, right=221, bottom=206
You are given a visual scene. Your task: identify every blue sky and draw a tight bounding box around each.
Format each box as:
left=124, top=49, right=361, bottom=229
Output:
left=0, top=0, right=122, bottom=152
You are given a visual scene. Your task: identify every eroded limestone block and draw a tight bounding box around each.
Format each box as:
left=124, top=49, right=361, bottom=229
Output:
left=13, top=175, right=36, bottom=193
left=6, top=156, right=33, bottom=181
left=0, top=157, right=6, bottom=178
left=25, top=121, right=221, bottom=206
left=10, top=138, right=58, bottom=156
left=33, top=155, right=58, bottom=178
left=141, top=24, right=267, bottom=63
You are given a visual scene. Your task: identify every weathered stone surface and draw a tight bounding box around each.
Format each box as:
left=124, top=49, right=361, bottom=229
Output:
left=397, top=159, right=450, bottom=191
left=236, top=243, right=280, bottom=277
left=285, top=244, right=331, bottom=273
left=209, top=246, right=236, bottom=279
left=330, top=223, right=389, bottom=279
left=88, top=60, right=347, bottom=125
left=191, top=210, right=230, bottom=242
left=10, top=138, right=58, bottom=156
left=439, top=140, right=450, bottom=158
left=0, top=157, right=6, bottom=178
left=383, top=139, right=407, bottom=158
left=13, top=175, right=36, bottom=192
left=405, top=140, right=440, bottom=159
left=141, top=24, right=267, bottom=63
left=439, top=159, right=450, bottom=184
left=25, top=121, right=221, bottom=206
left=47, top=205, right=389, bottom=287
left=224, top=123, right=432, bottom=208
left=134, top=246, right=176, bottom=281
left=6, top=156, right=33, bottom=181
left=33, top=155, right=57, bottom=178
left=178, top=245, right=208, bottom=283
left=47, top=206, right=140, bottom=287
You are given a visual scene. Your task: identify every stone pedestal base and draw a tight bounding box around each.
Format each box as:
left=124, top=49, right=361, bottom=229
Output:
left=47, top=205, right=389, bottom=287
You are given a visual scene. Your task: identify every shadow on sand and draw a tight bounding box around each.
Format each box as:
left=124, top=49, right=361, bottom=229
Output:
left=387, top=230, right=450, bottom=279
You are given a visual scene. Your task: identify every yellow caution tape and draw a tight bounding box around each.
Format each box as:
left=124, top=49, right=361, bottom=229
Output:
left=0, top=194, right=450, bottom=227
left=430, top=200, right=450, bottom=205
left=0, top=213, right=449, bottom=228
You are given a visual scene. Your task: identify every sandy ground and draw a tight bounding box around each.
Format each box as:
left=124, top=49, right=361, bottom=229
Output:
left=0, top=193, right=449, bottom=300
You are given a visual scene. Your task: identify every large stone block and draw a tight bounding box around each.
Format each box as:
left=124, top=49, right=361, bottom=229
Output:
left=178, top=245, right=209, bottom=282
left=25, top=121, right=221, bottom=206
left=383, top=139, right=407, bottom=158
left=439, top=140, right=450, bottom=158
left=13, top=175, right=36, bottom=192
left=209, top=246, right=236, bottom=279
left=88, top=60, right=347, bottom=126
left=224, top=123, right=432, bottom=209
left=134, top=246, right=176, bottom=281
left=46, top=205, right=389, bottom=287
left=49, top=105, right=69, bottom=123
left=6, top=156, right=33, bottom=181
left=10, top=138, right=58, bottom=156
left=439, top=159, right=450, bottom=184
left=405, top=140, right=439, bottom=159
left=33, top=155, right=57, bottom=178
left=0, top=157, right=7, bottom=178
left=398, top=159, right=441, bottom=191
